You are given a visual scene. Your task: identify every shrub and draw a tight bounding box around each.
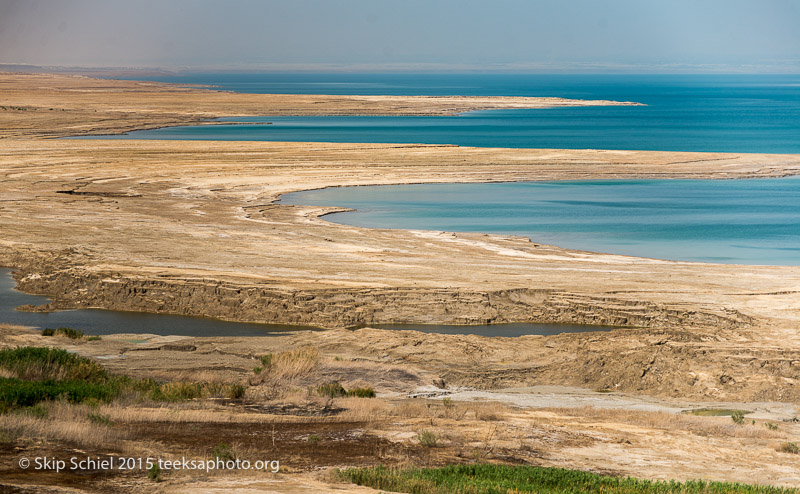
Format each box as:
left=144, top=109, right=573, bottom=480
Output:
left=87, top=336, right=102, bottom=342
left=318, top=381, right=347, bottom=398
left=0, top=347, right=108, bottom=382
left=780, top=442, right=799, bottom=454
left=212, top=443, right=235, bottom=462
left=259, top=354, right=274, bottom=368
left=417, top=430, right=439, bottom=448
left=226, top=383, right=246, bottom=400
left=158, top=381, right=203, bottom=402
left=14, top=404, right=48, bottom=419
left=765, top=422, right=779, bottom=431
left=147, top=463, right=162, bottom=482
left=87, top=412, right=114, bottom=427
left=56, top=327, right=85, bottom=339
left=41, top=327, right=85, bottom=339
left=731, top=410, right=745, bottom=424
left=348, top=387, right=376, bottom=398
left=0, top=377, right=119, bottom=409
left=307, top=434, right=320, bottom=444
left=317, top=382, right=375, bottom=399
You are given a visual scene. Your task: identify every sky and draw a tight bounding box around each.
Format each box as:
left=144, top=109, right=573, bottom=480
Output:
left=1, top=0, right=799, bottom=73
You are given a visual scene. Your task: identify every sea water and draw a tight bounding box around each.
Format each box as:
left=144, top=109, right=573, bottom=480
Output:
left=92, top=73, right=800, bottom=153
left=281, top=178, right=800, bottom=266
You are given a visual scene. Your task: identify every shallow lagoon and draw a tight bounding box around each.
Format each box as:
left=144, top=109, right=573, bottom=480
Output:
left=282, top=177, right=800, bottom=266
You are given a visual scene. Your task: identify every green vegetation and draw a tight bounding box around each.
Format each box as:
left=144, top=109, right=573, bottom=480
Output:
left=13, top=404, right=48, bottom=419
left=41, top=327, right=85, bottom=339
left=0, top=347, right=108, bottom=381
left=259, top=354, right=274, bottom=368
left=307, top=434, right=320, bottom=444
left=87, top=412, right=114, bottom=426
left=226, top=383, right=246, bottom=400
left=780, top=442, right=799, bottom=455
left=316, top=381, right=375, bottom=399
left=348, top=387, right=376, bottom=398
left=212, top=443, right=236, bottom=462
left=147, top=463, right=162, bottom=482
left=416, top=430, right=439, bottom=448
left=731, top=410, right=746, bottom=425
left=765, top=422, right=779, bottom=431
left=87, top=336, right=102, bottom=341
left=0, top=378, right=119, bottom=411
left=0, top=347, right=248, bottom=412
left=339, top=464, right=800, bottom=494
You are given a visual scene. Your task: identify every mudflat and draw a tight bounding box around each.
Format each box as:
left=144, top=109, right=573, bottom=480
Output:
left=3, top=71, right=800, bottom=492
left=1, top=72, right=800, bottom=402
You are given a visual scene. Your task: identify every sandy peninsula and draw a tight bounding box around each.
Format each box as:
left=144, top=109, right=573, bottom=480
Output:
left=2, top=72, right=800, bottom=492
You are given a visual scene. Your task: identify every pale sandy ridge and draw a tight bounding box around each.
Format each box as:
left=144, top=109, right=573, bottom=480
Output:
left=0, top=71, right=641, bottom=139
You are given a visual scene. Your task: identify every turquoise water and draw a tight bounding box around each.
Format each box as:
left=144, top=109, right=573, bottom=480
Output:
left=89, top=74, right=800, bottom=153
left=281, top=178, right=800, bottom=265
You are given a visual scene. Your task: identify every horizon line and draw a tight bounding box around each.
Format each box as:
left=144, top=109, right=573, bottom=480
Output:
left=2, top=61, right=800, bottom=76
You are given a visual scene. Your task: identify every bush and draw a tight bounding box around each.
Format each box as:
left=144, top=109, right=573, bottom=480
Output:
left=158, top=381, right=203, bottom=402
left=87, top=336, right=102, bottom=342
left=147, top=463, right=162, bottom=482
left=212, top=443, right=235, bottom=462
left=731, top=410, right=745, bottom=425
left=780, top=442, right=799, bottom=454
left=417, top=430, right=439, bottom=448
left=13, top=404, right=48, bottom=419
left=348, top=387, right=376, bottom=398
left=87, top=412, right=114, bottom=426
left=226, top=383, right=246, bottom=400
left=318, top=381, right=347, bottom=398
left=0, top=347, right=108, bottom=382
left=0, top=377, right=119, bottom=409
left=41, top=327, right=85, bottom=339
left=259, top=354, right=274, bottom=368
left=307, top=434, right=320, bottom=444
left=317, top=382, right=375, bottom=399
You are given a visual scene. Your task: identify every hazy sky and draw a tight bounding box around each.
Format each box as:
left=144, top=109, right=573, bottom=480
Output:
left=1, top=0, right=799, bottom=72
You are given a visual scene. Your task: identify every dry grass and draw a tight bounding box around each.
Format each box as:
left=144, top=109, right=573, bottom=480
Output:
left=250, top=346, right=319, bottom=386
left=335, top=396, right=391, bottom=422
left=0, top=323, right=34, bottom=331
left=316, top=359, right=422, bottom=393
left=248, top=347, right=420, bottom=402
left=389, top=398, right=509, bottom=422
left=0, top=401, right=123, bottom=450
left=138, top=369, right=240, bottom=384
left=550, top=406, right=787, bottom=440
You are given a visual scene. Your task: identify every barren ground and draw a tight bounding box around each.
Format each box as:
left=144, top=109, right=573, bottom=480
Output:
left=1, top=72, right=800, bottom=492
